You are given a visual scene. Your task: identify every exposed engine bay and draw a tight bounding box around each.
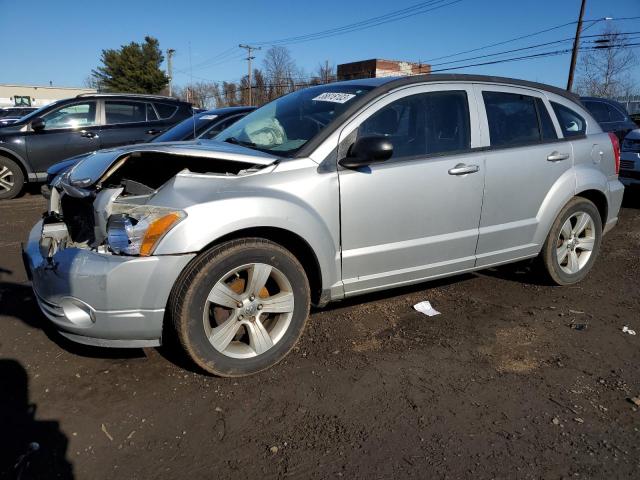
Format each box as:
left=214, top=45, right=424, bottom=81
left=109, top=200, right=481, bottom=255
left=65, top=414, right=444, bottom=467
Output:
left=39, top=150, right=274, bottom=259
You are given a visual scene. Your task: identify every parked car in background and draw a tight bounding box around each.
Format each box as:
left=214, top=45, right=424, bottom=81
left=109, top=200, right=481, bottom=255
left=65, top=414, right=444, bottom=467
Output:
left=581, top=97, right=637, bottom=142
left=0, top=93, right=193, bottom=199
left=0, top=107, right=38, bottom=126
left=42, top=106, right=256, bottom=190
left=24, top=74, right=623, bottom=376
left=153, top=106, right=256, bottom=142
left=630, top=113, right=640, bottom=128
left=620, top=128, right=640, bottom=188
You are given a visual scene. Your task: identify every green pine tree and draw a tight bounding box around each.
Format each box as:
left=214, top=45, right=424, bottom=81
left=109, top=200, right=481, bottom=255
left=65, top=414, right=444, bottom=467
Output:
left=91, top=36, right=169, bottom=94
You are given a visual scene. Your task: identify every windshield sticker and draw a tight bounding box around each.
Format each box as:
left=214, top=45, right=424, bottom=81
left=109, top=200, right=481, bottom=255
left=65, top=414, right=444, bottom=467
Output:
left=312, top=92, right=356, bottom=104
left=199, top=115, right=218, bottom=120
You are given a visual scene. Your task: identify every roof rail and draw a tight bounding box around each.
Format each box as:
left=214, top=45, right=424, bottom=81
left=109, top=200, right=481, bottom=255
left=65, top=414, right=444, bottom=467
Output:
left=75, top=92, right=181, bottom=101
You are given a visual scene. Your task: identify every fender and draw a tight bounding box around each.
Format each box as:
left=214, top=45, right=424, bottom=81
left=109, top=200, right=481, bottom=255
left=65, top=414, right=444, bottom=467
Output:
left=532, top=167, right=577, bottom=247
left=152, top=167, right=342, bottom=292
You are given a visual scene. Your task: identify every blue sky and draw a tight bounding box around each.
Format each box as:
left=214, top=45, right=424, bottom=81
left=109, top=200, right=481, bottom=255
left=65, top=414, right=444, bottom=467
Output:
left=1, top=0, right=638, bottom=89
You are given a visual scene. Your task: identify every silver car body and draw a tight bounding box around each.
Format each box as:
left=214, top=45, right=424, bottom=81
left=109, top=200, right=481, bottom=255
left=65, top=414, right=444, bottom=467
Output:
left=24, top=75, right=624, bottom=348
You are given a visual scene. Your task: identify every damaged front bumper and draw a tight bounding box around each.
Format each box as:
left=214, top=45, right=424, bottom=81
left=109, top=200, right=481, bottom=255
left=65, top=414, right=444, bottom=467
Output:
left=23, top=220, right=195, bottom=348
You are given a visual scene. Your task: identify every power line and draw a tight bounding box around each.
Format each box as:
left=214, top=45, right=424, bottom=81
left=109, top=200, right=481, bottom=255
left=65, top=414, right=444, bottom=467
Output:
left=254, top=0, right=461, bottom=46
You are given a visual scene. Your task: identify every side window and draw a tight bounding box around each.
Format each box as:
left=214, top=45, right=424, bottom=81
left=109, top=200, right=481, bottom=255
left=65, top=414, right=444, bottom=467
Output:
left=584, top=101, right=610, bottom=123
left=105, top=101, right=147, bottom=124
left=154, top=103, right=178, bottom=119
left=146, top=103, right=158, bottom=121
left=201, top=114, right=246, bottom=140
left=535, top=98, right=558, bottom=141
left=550, top=102, right=586, bottom=138
left=357, top=90, right=470, bottom=160
left=482, top=91, right=540, bottom=147
left=41, top=101, right=97, bottom=129
left=606, top=104, right=625, bottom=122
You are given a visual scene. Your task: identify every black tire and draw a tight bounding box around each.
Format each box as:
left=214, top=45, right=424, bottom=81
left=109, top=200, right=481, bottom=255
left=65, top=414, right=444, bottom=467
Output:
left=540, top=197, right=602, bottom=285
left=0, top=156, right=25, bottom=200
left=169, top=238, right=310, bottom=377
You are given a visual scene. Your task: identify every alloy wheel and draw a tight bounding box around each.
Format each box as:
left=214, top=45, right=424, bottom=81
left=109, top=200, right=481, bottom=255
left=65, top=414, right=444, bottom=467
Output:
left=0, top=166, right=15, bottom=193
left=556, top=211, right=596, bottom=275
left=202, top=263, right=295, bottom=359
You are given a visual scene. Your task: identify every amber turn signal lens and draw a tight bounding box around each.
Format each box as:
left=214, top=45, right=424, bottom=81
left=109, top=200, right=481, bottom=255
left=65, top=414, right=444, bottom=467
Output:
left=140, top=212, right=182, bottom=256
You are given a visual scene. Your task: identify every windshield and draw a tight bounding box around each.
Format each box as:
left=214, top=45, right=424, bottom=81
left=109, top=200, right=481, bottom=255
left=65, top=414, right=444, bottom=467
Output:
left=153, top=112, right=211, bottom=142
left=215, top=84, right=374, bottom=156
left=17, top=100, right=64, bottom=124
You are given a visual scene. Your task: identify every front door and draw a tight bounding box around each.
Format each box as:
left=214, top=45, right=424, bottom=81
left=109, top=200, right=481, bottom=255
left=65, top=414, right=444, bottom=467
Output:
left=338, top=85, right=485, bottom=296
left=26, top=100, right=100, bottom=172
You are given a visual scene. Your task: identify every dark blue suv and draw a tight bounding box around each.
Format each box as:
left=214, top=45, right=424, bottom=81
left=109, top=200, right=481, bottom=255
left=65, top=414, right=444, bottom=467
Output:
left=0, top=93, right=192, bottom=199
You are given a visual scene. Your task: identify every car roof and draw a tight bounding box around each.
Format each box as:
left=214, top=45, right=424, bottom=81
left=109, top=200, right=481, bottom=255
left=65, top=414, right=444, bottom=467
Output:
left=330, top=73, right=580, bottom=103
left=75, top=92, right=190, bottom=104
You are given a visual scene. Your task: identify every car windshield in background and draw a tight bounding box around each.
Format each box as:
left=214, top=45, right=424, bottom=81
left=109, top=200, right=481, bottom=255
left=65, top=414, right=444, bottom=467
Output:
left=215, top=84, right=374, bottom=156
left=153, top=112, right=212, bottom=142
left=15, top=100, right=64, bottom=124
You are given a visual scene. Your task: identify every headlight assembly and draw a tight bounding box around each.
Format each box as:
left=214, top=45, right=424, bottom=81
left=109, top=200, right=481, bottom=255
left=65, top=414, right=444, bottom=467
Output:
left=106, top=205, right=186, bottom=256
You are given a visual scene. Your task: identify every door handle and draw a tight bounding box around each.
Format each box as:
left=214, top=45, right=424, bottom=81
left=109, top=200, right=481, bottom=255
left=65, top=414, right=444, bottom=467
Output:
left=146, top=129, right=162, bottom=135
left=547, top=151, right=569, bottom=162
left=448, top=163, right=479, bottom=175
left=80, top=131, right=98, bottom=139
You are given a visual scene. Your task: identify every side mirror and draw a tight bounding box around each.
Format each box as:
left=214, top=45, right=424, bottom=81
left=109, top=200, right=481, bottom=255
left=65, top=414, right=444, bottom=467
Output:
left=339, top=135, right=393, bottom=169
left=31, top=117, right=45, bottom=131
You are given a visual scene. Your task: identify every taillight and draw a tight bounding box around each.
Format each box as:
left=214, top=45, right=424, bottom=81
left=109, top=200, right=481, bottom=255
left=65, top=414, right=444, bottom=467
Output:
left=608, top=132, right=620, bottom=175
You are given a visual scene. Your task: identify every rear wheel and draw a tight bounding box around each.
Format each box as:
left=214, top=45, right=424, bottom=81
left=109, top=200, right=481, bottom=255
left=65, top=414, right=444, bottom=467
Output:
left=170, top=238, right=310, bottom=376
left=540, top=197, right=602, bottom=285
left=0, top=156, right=24, bottom=200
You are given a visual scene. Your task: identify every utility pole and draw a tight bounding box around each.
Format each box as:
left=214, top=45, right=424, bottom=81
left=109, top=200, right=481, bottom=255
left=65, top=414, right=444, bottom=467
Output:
left=239, top=44, right=261, bottom=106
left=566, top=0, right=587, bottom=91
left=167, top=48, right=176, bottom=96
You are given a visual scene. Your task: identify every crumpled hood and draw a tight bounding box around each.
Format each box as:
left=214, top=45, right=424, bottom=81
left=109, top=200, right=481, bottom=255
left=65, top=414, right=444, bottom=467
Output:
left=66, top=139, right=279, bottom=187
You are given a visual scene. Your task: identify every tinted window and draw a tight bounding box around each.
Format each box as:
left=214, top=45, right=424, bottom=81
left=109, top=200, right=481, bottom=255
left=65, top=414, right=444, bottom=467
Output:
left=483, top=91, right=540, bottom=146
left=42, top=101, right=97, bottom=129
left=551, top=102, right=586, bottom=137
left=358, top=90, right=470, bottom=160
left=606, top=104, right=625, bottom=122
left=584, top=101, right=609, bottom=123
left=105, top=101, right=146, bottom=124
left=154, top=103, right=178, bottom=119
left=535, top=98, right=558, bottom=140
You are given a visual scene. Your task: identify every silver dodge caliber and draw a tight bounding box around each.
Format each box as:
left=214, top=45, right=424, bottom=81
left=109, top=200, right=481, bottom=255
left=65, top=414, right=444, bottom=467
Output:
left=24, top=74, right=624, bottom=376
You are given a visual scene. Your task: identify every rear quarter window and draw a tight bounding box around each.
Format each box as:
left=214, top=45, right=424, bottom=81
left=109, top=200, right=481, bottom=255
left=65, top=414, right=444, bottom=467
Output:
left=551, top=102, right=586, bottom=138
left=154, top=103, right=178, bottom=119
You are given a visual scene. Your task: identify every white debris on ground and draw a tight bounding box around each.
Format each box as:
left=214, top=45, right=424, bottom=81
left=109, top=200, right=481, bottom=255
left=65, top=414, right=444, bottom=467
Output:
left=622, top=326, right=636, bottom=336
left=413, top=301, right=441, bottom=317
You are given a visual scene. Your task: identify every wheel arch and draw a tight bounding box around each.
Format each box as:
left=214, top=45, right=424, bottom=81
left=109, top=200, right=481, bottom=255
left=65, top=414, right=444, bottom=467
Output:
left=575, top=188, right=608, bottom=226
left=197, top=227, right=325, bottom=307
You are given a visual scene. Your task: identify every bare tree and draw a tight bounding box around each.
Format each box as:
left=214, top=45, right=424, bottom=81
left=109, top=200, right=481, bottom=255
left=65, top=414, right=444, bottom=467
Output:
left=317, top=60, right=335, bottom=84
left=576, top=27, right=638, bottom=98
left=263, top=46, right=297, bottom=100
left=175, top=82, right=218, bottom=109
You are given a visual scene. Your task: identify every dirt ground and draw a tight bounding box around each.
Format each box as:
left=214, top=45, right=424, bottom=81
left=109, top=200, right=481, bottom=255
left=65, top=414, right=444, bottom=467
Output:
left=1, top=189, right=639, bottom=480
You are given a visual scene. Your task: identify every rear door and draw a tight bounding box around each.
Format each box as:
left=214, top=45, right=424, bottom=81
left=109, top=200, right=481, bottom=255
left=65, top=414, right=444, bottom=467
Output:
left=98, top=100, right=160, bottom=149
left=25, top=100, right=100, bottom=172
left=474, top=85, right=572, bottom=266
left=338, top=84, right=485, bottom=295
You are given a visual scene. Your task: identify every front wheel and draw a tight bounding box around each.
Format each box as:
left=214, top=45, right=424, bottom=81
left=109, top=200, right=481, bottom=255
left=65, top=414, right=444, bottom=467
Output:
left=540, top=197, right=602, bottom=285
left=0, top=156, right=25, bottom=200
left=169, top=238, right=310, bottom=377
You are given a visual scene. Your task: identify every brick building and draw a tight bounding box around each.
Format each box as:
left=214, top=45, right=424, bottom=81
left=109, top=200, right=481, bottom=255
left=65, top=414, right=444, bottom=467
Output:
left=336, top=59, right=431, bottom=81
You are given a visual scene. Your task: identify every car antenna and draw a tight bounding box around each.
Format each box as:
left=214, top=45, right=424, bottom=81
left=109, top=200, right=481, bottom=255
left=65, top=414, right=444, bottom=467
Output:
left=189, top=41, right=197, bottom=140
